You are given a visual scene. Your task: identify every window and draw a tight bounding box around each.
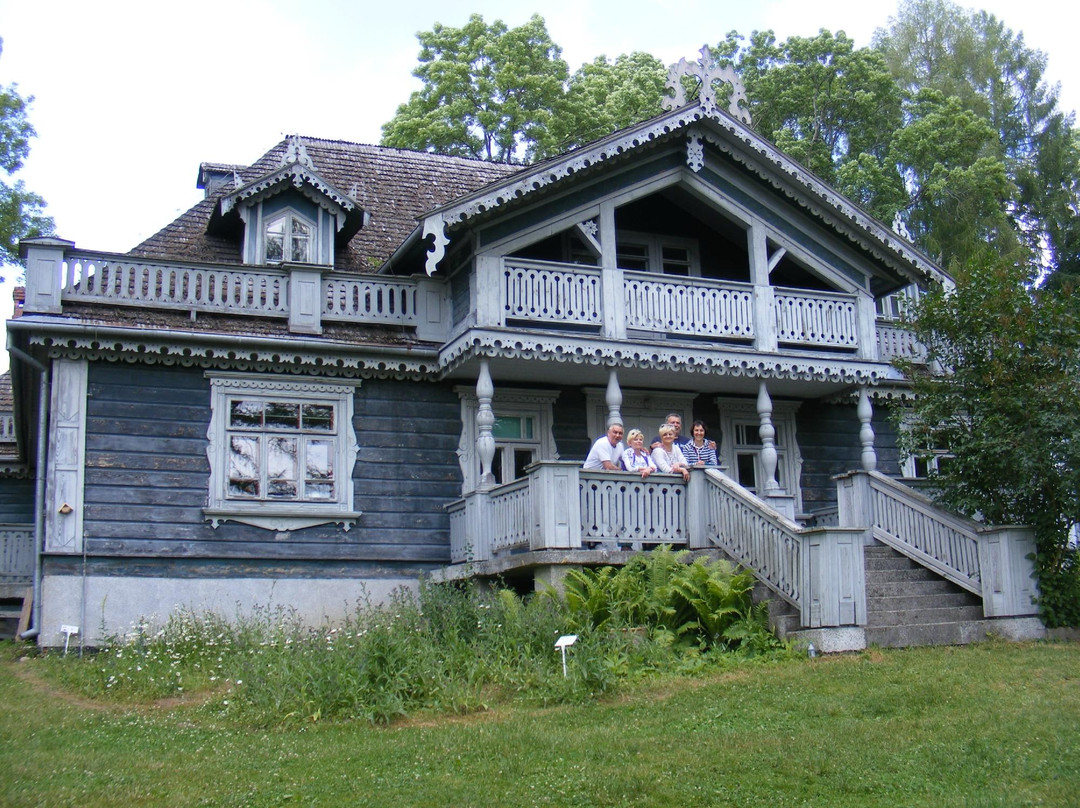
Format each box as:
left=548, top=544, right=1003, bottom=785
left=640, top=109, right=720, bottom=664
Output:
left=490, top=414, right=539, bottom=485
left=715, top=397, right=803, bottom=511
left=205, top=374, right=360, bottom=531
left=616, top=232, right=700, bottom=276
left=264, top=211, right=313, bottom=264
left=456, top=388, right=559, bottom=493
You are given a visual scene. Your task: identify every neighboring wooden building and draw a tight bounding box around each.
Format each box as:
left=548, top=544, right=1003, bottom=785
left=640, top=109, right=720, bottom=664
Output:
left=3, top=57, right=1041, bottom=649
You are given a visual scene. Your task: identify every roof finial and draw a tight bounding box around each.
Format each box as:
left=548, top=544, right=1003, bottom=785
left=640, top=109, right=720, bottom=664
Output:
left=282, top=135, right=315, bottom=170
left=664, top=45, right=750, bottom=125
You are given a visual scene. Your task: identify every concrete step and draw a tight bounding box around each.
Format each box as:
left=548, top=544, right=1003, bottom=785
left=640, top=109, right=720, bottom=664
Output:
left=867, top=604, right=986, bottom=627
left=865, top=620, right=1012, bottom=648
left=866, top=578, right=965, bottom=598
left=867, top=591, right=981, bottom=612
left=865, top=566, right=945, bottom=584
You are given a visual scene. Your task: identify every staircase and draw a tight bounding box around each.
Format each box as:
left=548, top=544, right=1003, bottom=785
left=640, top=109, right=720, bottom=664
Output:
left=0, top=584, right=31, bottom=640
left=864, top=544, right=993, bottom=647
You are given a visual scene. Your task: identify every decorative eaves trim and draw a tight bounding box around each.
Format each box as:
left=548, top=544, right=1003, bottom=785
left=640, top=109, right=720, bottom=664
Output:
left=439, top=330, right=905, bottom=387
left=419, top=100, right=949, bottom=290
left=29, top=333, right=440, bottom=381
left=219, top=162, right=362, bottom=230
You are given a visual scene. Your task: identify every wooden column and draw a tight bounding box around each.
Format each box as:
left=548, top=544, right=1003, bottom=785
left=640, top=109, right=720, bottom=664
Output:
left=476, top=361, right=496, bottom=489
left=858, top=388, right=878, bottom=472
left=605, top=370, right=623, bottom=428
left=749, top=227, right=777, bottom=353
left=757, top=382, right=779, bottom=492
left=598, top=201, right=626, bottom=341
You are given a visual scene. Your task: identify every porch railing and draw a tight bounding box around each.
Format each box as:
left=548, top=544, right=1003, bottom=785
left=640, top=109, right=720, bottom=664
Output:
left=837, top=470, right=1038, bottom=617
left=0, top=525, right=34, bottom=583
left=702, top=471, right=803, bottom=607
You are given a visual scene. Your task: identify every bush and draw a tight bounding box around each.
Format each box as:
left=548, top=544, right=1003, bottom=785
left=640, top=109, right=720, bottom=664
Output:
left=36, top=557, right=788, bottom=726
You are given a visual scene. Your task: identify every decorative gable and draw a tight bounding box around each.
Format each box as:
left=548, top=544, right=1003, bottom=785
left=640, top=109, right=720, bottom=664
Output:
left=212, top=136, right=368, bottom=266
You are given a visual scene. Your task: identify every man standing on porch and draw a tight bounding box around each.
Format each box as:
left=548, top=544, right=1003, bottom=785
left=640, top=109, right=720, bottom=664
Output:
left=583, top=422, right=625, bottom=470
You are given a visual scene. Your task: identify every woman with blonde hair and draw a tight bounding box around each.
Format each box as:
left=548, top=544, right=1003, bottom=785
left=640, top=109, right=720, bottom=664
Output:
left=651, top=423, right=690, bottom=481
left=620, top=428, right=656, bottom=478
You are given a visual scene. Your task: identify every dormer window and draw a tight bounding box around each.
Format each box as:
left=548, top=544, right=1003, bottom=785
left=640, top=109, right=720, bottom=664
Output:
left=265, top=212, right=314, bottom=264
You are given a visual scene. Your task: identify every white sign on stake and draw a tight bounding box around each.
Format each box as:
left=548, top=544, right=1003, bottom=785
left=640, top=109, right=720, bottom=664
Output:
left=554, top=634, right=578, bottom=677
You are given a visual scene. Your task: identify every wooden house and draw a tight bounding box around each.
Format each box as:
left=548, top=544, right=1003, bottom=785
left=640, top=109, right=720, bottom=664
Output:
left=1, top=58, right=1042, bottom=649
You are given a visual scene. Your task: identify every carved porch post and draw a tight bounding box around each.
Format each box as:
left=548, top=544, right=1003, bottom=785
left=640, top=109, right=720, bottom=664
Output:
left=749, top=227, right=777, bottom=353
left=757, top=382, right=779, bottom=492
left=605, top=370, right=623, bottom=428
left=476, top=361, right=496, bottom=489
left=858, top=387, right=877, bottom=472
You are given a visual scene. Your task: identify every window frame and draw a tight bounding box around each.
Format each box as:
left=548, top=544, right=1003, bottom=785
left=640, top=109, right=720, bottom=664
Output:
left=616, top=231, right=701, bottom=276
left=715, top=397, right=803, bottom=512
left=204, top=373, right=361, bottom=531
left=456, top=388, right=559, bottom=493
left=262, top=209, right=317, bottom=265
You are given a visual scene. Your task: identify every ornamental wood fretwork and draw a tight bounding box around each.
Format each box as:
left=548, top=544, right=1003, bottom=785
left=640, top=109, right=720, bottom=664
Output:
left=664, top=46, right=751, bottom=125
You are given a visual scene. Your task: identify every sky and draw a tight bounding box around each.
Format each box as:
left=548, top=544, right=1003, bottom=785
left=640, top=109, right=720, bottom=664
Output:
left=1, top=0, right=1078, bottom=371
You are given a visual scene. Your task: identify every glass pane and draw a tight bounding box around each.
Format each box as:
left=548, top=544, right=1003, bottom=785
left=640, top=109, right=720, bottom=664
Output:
left=291, top=219, right=311, bottom=262
left=513, top=448, right=535, bottom=479
left=267, top=436, right=298, bottom=482
left=265, top=402, right=300, bottom=429
left=305, top=440, right=333, bottom=480
left=736, top=453, right=757, bottom=490
left=302, top=404, right=334, bottom=431
left=305, top=481, right=334, bottom=500
left=521, top=416, right=535, bottom=440
left=228, top=436, right=260, bottom=497
left=229, top=399, right=263, bottom=428
left=268, top=479, right=298, bottom=499
left=265, top=219, right=285, bottom=262
left=616, top=242, right=649, bottom=271
left=492, top=417, right=522, bottom=439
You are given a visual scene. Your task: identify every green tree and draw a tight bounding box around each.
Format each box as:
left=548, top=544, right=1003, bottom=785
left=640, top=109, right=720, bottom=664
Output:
left=380, top=14, right=569, bottom=163
left=897, top=249, right=1080, bottom=625
left=1, top=37, right=52, bottom=264
left=549, top=52, right=667, bottom=152
left=889, top=89, right=1017, bottom=266
left=737, top=30, right=903, bottom=192
left=874, top=0, right=1080, bottom=279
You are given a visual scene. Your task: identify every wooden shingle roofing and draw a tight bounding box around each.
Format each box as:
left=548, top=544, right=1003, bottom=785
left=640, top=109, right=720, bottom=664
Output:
left=132, top=138, right=519, bottom=273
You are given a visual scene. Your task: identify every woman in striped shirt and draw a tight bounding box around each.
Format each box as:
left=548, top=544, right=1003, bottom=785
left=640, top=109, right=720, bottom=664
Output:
left=683, top=420, right=719, bottom=467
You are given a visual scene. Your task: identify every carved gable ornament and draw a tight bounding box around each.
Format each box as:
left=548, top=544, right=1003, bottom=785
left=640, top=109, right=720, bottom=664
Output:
left=219, top=135, right=366, bottom=232
left=663, top=45, right=750, bottom=125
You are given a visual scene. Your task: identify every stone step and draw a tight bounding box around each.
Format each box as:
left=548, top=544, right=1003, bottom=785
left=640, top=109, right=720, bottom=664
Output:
left=864, top=553, right=926, bottom=572
left=865, top=620, right=1003, bottom=648
left=864, top=565, right=946, bottom=584
left=867, top=604, right=986, bottom=627
left=866, top=578, right=964, bottom=598
left=868, top=591, right=980, bottom=612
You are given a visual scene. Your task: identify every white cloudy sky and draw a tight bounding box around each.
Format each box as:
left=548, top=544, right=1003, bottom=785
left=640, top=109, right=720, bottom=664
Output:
left=0, top=0, right=1077, bottom=371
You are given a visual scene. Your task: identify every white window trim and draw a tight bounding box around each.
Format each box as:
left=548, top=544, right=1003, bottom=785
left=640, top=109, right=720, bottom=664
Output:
left=204, top=373, right=361, bottom=531
left=714, top=397, right=803, bottom=512
left=456, top=388, right=559, bottom=494
left=261, top=208, right=317, bottom=265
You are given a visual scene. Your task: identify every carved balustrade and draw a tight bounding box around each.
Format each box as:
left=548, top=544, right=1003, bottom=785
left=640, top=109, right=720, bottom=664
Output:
left=773, top=288, right=859, bottom=350
left=623, top=271, right=755, bottom=340
left=877, top=322, right=927, bottom=363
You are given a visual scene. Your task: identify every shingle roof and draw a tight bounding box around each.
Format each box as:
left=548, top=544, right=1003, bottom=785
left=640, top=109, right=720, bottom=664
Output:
left=132, top=138, right=519, bottom=272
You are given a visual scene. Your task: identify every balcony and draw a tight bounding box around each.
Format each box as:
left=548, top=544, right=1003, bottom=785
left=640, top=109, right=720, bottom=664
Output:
left=20, top=242, right=924, bottom=364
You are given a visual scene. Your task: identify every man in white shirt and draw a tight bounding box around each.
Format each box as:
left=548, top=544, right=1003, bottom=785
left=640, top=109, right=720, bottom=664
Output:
left=582, top=422, right=625, bottom=470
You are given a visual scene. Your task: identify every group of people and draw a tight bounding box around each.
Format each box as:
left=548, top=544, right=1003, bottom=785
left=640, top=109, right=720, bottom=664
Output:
left=582, top=413, right=718, bottom=481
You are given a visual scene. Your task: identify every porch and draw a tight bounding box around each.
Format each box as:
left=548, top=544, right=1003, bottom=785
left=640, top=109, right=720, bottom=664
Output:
left=439, top=464, right=1040, bottom=643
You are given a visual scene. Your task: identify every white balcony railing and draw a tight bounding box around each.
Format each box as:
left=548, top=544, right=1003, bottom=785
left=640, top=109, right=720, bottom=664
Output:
left=27, top=246, right=925, bottom=362
left=47, top=251, right=419, bottom=330
left=623, top=272, right=754, bottom=341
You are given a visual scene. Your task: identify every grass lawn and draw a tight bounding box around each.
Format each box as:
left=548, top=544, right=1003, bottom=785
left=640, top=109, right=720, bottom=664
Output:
left=2, top=640, right=1078, bottom=807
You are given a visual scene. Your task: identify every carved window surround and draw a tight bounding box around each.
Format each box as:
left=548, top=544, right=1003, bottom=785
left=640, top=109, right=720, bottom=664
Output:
left=204, top=373, right=361, bottom=531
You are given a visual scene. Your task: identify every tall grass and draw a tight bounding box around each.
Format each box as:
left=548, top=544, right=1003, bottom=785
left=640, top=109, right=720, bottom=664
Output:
left=34, top=551, right=794, bottom=726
